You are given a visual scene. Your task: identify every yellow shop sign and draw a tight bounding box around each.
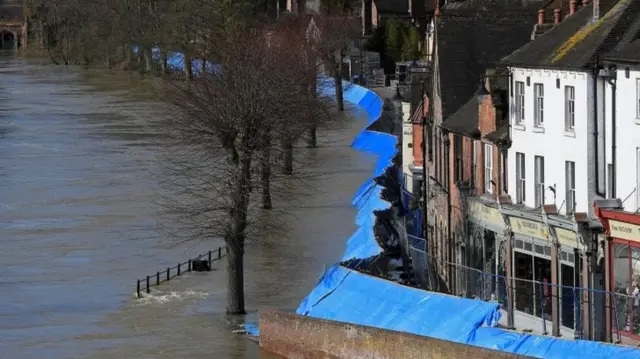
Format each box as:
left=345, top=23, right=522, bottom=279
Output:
left=469, top=201, right=505, bottom=229
left=510, top=217, right=548, bottom=240
left=554, top=228, right=578, bottom=248
left=609, top=220, right=640, bottom=243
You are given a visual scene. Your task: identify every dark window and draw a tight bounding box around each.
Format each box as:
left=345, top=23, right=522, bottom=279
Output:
left=454, top=135, right=463, bottom=182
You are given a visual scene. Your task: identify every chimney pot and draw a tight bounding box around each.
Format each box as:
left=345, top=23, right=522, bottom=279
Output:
left=538, top=9, right=545, bottom=25
left=583, top=0, right=589, bottom=5
left=554, top=8, right=561, bottom=24
left=570, top=0, right=577, bottom=14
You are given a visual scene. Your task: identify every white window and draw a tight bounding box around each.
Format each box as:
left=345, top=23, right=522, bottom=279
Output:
left=516, top=152, right=526, bottom=204
left=636, top=79, right=640, bottom=118
left=515, top=81, right=525, bottom=125
left=565, top=86, right=575, bottom=131
left=534, top=83, right=544, bottom=127
left=501, top=152, right=507, bottom=194
left=566, top=161, right=576, bottom=214
left=636, top=148, right=640, bottom=209
left=534, top=156, right=545, bottom=207
left=485, top=144, right=493, bottom=194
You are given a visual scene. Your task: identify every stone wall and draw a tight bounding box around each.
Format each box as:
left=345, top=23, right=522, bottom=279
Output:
left=259, top=310, right=535, bottom=359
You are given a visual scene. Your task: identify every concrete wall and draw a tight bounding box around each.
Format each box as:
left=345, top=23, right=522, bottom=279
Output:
left=259, top=310, right=535, bottom=359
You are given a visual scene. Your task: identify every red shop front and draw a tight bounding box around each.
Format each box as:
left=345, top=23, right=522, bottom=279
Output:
left=596, top=205, right=640, bottom=341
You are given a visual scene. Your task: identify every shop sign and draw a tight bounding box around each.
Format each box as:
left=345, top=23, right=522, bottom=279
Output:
left=469, top=201, right=505, bottom=229
left=509, top=217, right=548, bottom=241
left=609, top=220, right=640, bottom=243
left=555, top=228, right=578, bottom=248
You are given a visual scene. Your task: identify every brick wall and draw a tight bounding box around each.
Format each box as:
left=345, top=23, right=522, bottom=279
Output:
left=259, top=310, right=535, bottom=359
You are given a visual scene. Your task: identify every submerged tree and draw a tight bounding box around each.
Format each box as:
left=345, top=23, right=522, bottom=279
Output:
left=160, top=19, right=333, bottom=313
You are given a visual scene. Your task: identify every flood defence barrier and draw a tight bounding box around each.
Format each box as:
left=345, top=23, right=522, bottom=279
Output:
left=135, top=247, right=225, bottom=298
left=259, top=310, right=535, bottom=359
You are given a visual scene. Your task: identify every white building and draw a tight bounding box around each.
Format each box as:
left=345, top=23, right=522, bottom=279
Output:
left=502, top=2, right=639, bottom=217
left=603, top=43, right=640, bottom=213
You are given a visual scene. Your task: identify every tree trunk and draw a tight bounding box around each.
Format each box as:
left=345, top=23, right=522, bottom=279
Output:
left=144, top=46, right=154, bottom=74
left=185, top=54, right=193, bottom=81
left=160, top=49, right=167, bottom=75
left=261, top=130, right=272, bottom=209
left=282, top=137, right=293, bottom=175
left=334, top=71, right=344, bottom=111
left=307, top=126, right=317, bottom=148
left=226, top=238, right=245, bottom=314
left=226, top=153, right=252, bottom=314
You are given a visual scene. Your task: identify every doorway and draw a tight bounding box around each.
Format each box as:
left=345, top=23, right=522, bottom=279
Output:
left=1, top=31, right=15, bottom=49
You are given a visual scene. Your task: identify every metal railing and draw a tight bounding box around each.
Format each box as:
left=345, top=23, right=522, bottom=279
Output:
left=135, top=246, right=225, bottom=298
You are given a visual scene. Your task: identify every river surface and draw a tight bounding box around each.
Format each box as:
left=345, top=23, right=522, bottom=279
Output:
left=0, top=52, right=375, bottom=359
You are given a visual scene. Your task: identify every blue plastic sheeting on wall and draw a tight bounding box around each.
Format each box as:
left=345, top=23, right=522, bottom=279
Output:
left=351, top=130, right=397, bottom=178
left=342, top=181, right=389, bottom=261
left=470, top=327, right=640, bottom=359
left=297, top=265, right=502, bottom=344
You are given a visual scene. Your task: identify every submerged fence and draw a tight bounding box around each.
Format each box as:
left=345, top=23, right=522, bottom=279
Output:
left=135, top=246, right=225, bottom=298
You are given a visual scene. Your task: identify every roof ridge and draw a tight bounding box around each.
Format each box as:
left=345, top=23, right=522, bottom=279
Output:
left=550, top=0, right=631, bottom=63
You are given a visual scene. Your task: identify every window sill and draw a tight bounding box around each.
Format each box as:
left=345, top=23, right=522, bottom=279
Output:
left=564, top=130, right=575, bottom=138
left=532, top=127, right=545, bottom=133
left=634, top=119, right=640, bottom=126
left=513, top=124, right=526, bottom=131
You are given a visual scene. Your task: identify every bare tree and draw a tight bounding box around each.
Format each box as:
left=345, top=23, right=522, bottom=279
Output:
left=307, top=14, right=358, bottom=112
left=159, top=19, right=329, bottom=313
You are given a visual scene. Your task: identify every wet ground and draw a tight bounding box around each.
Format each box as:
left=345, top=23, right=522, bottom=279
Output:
left=0, top=52, right=375, bottom=358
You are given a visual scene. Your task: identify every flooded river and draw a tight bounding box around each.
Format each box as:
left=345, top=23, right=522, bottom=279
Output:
left=0, top=52, right=374, bottom=358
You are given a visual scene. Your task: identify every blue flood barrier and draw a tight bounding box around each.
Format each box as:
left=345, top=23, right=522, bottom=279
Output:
left=470, top=327, right=640, bottom=359
left=296, top=265, right=502, bottom=344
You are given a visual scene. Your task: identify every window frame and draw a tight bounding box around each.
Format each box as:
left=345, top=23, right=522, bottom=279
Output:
left=516, top=152, right=526, bottom=204
left=566, top=161, right=576, bottom=214
left=534, top=83, right=544, bottom=127
left=484, top=143, right=493, bottom=194
left=515, top=81, right=525, bottom=125
left=565, top=85, right=575, bottom=131
left=535, top=155, right=545, bottom=207
left=636, top=148, right=640, bottom=209
left=636, top=79, right=640, bottom=119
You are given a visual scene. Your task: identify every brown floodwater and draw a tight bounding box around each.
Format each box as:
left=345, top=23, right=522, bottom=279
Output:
left=0, top=51, right=375, bottom=359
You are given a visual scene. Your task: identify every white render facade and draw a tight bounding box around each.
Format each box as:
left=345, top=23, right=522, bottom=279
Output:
left=507, top=67, right=601, bottom=216
left=604, top=64, right=640, bottom=213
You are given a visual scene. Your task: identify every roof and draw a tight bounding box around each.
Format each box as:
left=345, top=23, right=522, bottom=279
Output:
left=484, top=124, right=510, bottom=146
left=503, top=0, right=640, bottom=70
left=604, top=38, right=640, bottom=63
left=440, top=96, right=480, bottom=138
left=437, top=0, right=546, bottom=121
left=374, top=0, right=409, bottom=14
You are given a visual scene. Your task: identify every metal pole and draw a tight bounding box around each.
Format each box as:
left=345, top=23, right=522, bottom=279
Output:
left=136, top=279, right=140, bottom=298
left=146, top=275, right=150, bottom=294
left=167, top=267, right=170, bottom=281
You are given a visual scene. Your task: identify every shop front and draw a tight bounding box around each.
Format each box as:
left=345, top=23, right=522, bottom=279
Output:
left=505, top=212, right=553, bottom=322
left=465, top=198, right=507, bottom=303
left=596, top=206, right=640, bottom=340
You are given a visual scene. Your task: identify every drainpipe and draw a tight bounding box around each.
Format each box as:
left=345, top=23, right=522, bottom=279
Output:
left=592, top=60, right=600, bottom=193
left=606, top=65, right=617, bottom=198
left=443, top=129, right=452, bottom=293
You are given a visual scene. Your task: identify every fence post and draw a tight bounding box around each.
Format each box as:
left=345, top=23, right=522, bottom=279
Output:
left=136, top=279, right=140, bottom=298
left=208, top=250, right=212, bottom=264
left=167, top=267, right=170, bottom=281
left=146, top=275, right=150, bottom=293
left=156, top=271, right=160, bottom=285
left=178, top=263, right=181, bottom=276
left=188, top=259, right=192, bottom=272
left=218, top=246, right=221, bottom=259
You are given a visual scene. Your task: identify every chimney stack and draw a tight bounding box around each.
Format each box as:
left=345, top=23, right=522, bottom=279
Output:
left=570, top=0, right=577, bottom=15
left=554, top=9, right=561, bottom=24
left=538, top=9, right=545, bottom=24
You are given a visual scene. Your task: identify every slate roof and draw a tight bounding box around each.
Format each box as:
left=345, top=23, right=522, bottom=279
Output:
left=437, top=0, right=546, bottom=122
left=503, top=0, right=640, bottom=70
left=604, top=38, right=640, bottom=63
left=374, top=0, right=409, bottom=14
left=440, top=96, right=480, bottom=138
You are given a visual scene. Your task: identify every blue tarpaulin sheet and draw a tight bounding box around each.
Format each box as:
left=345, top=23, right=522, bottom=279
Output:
left=297, top=265, right=501, bottom=344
